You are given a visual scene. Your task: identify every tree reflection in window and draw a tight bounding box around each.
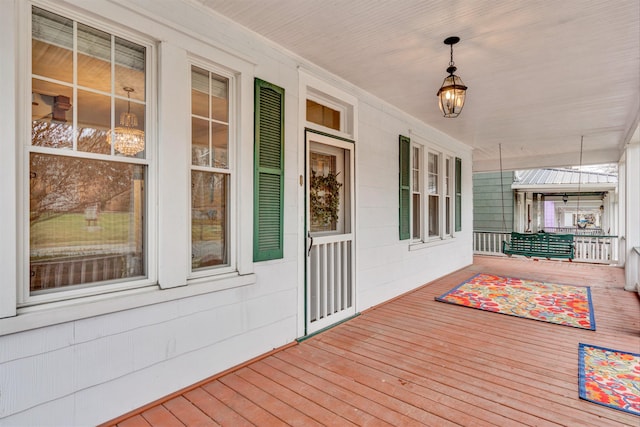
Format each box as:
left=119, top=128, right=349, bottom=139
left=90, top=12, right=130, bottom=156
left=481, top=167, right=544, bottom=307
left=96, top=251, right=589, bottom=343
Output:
left=29, top=131, right=145, bottom=293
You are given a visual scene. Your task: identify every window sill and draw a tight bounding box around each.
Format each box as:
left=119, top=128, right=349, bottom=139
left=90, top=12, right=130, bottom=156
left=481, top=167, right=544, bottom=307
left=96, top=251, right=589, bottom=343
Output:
left=408, top=236, right=455, bottom=251
left=0, top=273, right=256, bottom=336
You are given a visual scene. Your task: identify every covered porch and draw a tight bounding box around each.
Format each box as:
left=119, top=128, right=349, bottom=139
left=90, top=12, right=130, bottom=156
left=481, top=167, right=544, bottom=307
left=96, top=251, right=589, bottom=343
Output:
left=105, top=255, right=639, bottom=427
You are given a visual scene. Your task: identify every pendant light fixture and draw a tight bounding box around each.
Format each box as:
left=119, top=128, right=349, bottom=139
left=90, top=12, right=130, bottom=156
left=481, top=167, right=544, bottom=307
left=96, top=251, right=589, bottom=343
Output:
left=109, top=87, right=145, bottom=156
left=437, top=36, right=467, bottom=118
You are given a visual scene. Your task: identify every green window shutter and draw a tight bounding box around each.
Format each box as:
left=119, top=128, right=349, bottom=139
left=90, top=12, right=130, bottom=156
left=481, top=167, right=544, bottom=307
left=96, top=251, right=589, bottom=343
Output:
left=399, top=135, right=410, bottom=240
left=455, top=157, right=462, bottom=232
left=254, top=78, right=285, bottom=261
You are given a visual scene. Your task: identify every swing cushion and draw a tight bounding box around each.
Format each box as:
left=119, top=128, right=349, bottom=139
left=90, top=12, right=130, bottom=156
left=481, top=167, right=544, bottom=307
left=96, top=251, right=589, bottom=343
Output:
left=502, top=232, right=574, bottom=259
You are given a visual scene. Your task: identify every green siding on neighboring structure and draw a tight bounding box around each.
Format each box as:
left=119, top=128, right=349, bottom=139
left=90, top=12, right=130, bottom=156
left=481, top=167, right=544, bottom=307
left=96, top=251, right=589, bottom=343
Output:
left=473, top=171, right=514, bottom=232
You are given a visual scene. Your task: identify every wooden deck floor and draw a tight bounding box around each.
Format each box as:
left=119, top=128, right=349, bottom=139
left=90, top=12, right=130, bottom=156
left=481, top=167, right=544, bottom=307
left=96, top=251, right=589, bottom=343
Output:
left=105, top=256, right=640, bottom=426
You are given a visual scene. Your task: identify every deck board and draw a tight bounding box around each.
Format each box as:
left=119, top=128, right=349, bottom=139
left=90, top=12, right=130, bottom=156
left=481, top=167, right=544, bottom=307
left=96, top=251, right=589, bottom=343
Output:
left=104, top=256, right=640, bottom=426
left=183, top=387, right=250, bottom=426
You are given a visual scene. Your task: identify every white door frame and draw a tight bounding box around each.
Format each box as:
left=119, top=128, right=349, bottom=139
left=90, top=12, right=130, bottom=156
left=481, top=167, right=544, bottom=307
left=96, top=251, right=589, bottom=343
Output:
left=304, top=129, right=356, bottom=335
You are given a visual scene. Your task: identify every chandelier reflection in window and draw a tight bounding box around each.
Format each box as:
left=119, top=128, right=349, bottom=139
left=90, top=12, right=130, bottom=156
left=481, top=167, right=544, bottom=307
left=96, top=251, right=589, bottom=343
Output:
left=109, top=87, right=145, bottom=156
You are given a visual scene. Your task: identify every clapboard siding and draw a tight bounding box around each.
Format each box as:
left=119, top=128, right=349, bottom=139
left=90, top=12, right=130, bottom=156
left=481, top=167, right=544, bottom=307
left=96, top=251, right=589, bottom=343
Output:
left=473, top=171, right=515, bottom=232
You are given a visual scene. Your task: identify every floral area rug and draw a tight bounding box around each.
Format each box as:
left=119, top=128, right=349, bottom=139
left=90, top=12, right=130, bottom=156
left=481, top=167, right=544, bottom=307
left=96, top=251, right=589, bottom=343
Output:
left=435, top=273, right=595, bottom=330
left=579, top=343, right=640, bottom=415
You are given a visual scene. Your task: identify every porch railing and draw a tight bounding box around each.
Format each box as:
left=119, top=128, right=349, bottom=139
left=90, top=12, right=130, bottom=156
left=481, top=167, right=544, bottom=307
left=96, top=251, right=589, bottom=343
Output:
left=542, top=226, right=604, bottom=236
left=30, top=253, right=140, bottom=291
left=473, top=231, right=512, bottom=255
left=473, top=230, right=619, bottom=264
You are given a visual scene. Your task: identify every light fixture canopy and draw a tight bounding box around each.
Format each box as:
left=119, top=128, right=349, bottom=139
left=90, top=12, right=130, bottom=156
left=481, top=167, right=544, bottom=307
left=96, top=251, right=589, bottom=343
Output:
left=562, top=193, right=569, bottom=204
left=109, top=87, right=145, bottom=156
left=437, top=36, right=467, bottom=118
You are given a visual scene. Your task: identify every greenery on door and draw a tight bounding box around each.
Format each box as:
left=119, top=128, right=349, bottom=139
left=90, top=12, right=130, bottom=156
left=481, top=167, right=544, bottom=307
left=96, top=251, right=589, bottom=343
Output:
left=310, top=170, right=342, bottom=226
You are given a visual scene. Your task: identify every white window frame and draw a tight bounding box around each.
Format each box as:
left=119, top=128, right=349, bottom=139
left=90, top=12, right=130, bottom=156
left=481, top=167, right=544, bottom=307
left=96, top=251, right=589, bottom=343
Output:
left=1, top=0, right=257, bottom=334
left=18, top=2, right=157, bottom=307
left=409, top=138, right=456, bottom=249
left=306, top=88, right=353, bottom=140
left=188, top=59, right=237, bottom=280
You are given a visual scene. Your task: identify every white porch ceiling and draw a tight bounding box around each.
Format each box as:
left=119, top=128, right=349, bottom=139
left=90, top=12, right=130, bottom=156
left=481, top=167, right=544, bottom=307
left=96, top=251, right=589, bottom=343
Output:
left=196, top=0, right=640, bottom=172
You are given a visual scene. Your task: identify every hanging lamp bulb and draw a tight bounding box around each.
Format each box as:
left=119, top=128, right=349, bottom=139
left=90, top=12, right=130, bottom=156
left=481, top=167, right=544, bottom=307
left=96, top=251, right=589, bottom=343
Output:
left=437, top=36, right=468, bottom=118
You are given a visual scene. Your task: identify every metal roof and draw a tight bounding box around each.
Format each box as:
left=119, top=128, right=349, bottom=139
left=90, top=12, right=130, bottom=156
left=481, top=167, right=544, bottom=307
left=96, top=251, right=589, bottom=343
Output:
left=514, top=168, right=617, bottom=186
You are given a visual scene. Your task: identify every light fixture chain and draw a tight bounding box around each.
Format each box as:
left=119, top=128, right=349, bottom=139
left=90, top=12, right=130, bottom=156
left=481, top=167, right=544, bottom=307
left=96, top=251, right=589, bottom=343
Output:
left=450, top=43, right=455, bottom=67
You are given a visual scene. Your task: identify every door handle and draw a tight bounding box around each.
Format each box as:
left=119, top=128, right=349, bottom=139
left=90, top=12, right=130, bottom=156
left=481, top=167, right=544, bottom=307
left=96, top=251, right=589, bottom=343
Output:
left=307, top=231, right=313, bottom=257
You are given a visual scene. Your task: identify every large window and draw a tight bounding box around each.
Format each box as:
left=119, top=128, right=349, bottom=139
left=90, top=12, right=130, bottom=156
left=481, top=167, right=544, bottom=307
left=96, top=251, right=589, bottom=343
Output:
left=190, top=65, right=232, bottom=271
left=28, top=6, right=149, bottom=297
left=400, top=135, right=457, bottom=243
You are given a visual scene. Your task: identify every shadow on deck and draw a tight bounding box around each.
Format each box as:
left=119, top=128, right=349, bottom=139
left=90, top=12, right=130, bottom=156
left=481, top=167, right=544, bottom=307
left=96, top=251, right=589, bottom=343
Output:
left=104, top=256, right=639, bottom=426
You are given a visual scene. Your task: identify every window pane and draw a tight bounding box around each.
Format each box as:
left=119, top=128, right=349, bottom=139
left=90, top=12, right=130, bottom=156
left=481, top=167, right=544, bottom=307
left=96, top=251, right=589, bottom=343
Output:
left=413, top=147, right=420, bottom=168
left=446, top=158, right=451, bottom=196
left=113, top=96, right=146, bottom=158
left=77, top=23, right=111, bottom=92
left=212, top=122, right=229, bottom=168
left=115, top=37, right=146, bottom=101
left=428, top=174, right=438, bottom=194
left=192, top=171, right=229, bottom=270
left=429, top=195, right=439, bottom=237
left=191, top=67, right=229, bottom=169
left=412, top=194, right=421, bottom=239
left=306, top=99, right=340, bottom=131
left=210, top=74, right=229, bottom=123
left=446, top=197, right=451, bottom=235
left=192, top=117, right=209, bottom=166
left=77, top=89, right=111, bottom=154
left=310, top=151, right=341, bottom=233
left=32, top=7, right=73, bottom=83
left=191, top=66, right=209, bottom=118
left=428, top=152, right=438, bottom=174
left=307, top=100, right=323, bottom=125
left=428, top=152, right=439, bottom=194
left=412, top=146, right=420, bottom=192
left=32, top=79, right=73, bottom=149
left=29, top=153, right=145, bottom=293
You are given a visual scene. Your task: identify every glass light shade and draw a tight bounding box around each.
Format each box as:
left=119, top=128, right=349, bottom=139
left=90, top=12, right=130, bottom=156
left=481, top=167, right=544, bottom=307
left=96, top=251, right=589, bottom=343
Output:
left=109, top=111, right=145, bottom=156
left=437, top=74, right=467, bottom=118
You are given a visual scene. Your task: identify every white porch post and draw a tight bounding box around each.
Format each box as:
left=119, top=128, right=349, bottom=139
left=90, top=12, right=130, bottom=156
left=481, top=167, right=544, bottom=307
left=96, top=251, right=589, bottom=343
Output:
left=624, top=138, right=639, bottom=292
left=515, top=191, right=524, bottom=232
left=606, top=190, right=615, bottom=235
left=534, top=193, right=542, bottom=232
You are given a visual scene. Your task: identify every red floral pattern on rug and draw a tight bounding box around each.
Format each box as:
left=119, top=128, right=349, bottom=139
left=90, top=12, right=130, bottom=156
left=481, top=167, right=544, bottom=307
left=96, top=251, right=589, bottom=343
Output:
left=435, top=273, right=595, bottom=329
left=579, top=343, right=640, bottom=415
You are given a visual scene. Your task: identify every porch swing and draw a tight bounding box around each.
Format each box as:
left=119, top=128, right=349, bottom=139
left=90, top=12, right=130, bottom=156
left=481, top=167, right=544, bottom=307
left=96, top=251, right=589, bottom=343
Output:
left=501, top=142, right=575, bottom=260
